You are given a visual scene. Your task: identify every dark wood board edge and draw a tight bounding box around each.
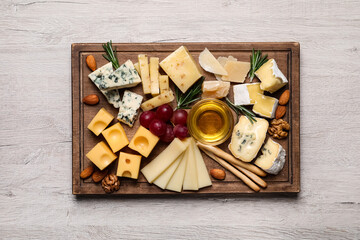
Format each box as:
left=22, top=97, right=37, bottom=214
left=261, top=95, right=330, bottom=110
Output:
left=71, top=42, right=301, bottom=195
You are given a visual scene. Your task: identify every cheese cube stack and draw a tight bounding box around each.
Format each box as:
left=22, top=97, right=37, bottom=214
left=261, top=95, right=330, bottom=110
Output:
left=86, top=141, right=117, bottom=170
left=87, top=108, right=114, bottom=136
left=128, top=126, right=159, bottom=157
left=255, top=59, right=288, bottom=93
left=102, top=123, right=129, bottom=153
left=117, top=152, right=142, bottom=179
left=254, top=138, right=286, bottom=175
left=160, top=46, right=202, bottom=93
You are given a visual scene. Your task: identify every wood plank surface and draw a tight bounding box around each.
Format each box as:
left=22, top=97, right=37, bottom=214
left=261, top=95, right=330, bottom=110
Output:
left=72, top=42, right=300, bottom=195
left=0, top=0, right=359, bottom=239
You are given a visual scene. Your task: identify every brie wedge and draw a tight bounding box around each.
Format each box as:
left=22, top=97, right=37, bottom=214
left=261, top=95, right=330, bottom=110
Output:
left=254, top=138, right=286, bottom=175
left=233, top=83, right=264, bottom=105
left=252, top=93, right=278, bottom=119
left=255, top=59, right=288, bottom=93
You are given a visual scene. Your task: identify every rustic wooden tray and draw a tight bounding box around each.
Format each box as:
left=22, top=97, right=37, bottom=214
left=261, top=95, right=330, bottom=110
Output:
left=72, top=42, right=300, bottom=195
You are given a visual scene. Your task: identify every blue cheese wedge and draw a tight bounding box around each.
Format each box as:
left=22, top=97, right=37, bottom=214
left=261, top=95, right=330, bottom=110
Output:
left=228, top=116, right=269, bottom=162
left=117, top=90, right=143, bottom=127
left=99, top=60, right=141, bottom=90
left=254, top=138, right=286, bottom=174
left=88, top=62, right=121, bottom=108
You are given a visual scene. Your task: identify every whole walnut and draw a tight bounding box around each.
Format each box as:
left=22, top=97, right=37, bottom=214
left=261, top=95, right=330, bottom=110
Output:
left=268, top=119, right=290, bottom=139
left=101, top=174, right=120, bottom=193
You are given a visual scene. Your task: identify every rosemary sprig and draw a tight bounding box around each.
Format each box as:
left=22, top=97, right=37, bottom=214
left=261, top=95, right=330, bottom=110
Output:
left=175, top=77, right=204, bottom=109
left=102, top=40, right=120, bottom=69
left=225, top=97, right=257, bottom=124
left=248, top=49, right=268, bottom=81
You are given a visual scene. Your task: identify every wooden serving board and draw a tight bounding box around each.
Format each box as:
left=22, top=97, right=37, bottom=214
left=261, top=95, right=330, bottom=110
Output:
left=72, top=42, right=300, bottom=195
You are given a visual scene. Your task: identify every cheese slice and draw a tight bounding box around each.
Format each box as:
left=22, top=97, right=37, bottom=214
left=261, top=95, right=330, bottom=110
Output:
left=191, top=138, right=212, bottom=189
left=215, top=56, right=237, bottom=81
left=254, top=138, right=286, bottom=175
left=233, top=83, right=264, bottom=105
left=138, top=54, right=151, bottom=94
left=153, top=152, right=185, bottom=189
left=201, top=81, right=230, bottom=99
left=140, top=90, right=174, bottom=111
left=252, top=93, right=278, bottom=118
left=160, top=46, right=202, bottom=93
left=166, top=146, right=189, bottom=192
left=141, top=138, right=187, bottom=183
left=255, top=59, right=288, bottom=93
left=228, top=116, right=269, bottom=162
left=221, top=61, right=250, bottom=83
left=159, top=75, right=170, bottom=94
left=149, top=57, right=160, bottom=96
left=182, top=141, right=198, bottom=191
left=199, top=48, right=228, bottom=75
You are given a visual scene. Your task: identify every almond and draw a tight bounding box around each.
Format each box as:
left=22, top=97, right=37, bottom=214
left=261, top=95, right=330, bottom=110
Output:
left=80, top=166, right=94, bottom=179
left=86, top=55, right=97, bottom=71
left=275, top=105, right=286, bottom=119
left=210, top=169, right=226, bottom=180
left=92, top=169, right=109, bottom=183
left=82, top=94, right=99, bottom=105
left=279, top=90, right=290, bottom=105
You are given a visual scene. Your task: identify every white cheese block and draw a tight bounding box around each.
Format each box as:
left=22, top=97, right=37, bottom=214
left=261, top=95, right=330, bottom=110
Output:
left=255, top=59, right=288, bottom=93
left=233, top=83, right=264, bottom=105
left=166, top=146, right=189, bottom=192
left=88, top=62, right=121, bottom=108
left=149, top=57, right=160, bottom=96
left=199, top=48, right=228, bottom=75
left=99, top=60, right=141, bottom=90
left=153, top=152, right=185, bottom=189
left=117, top=90, right=143, bottom=127
left=252, top=93, right=278, bottom=119
left=201, top=81, right=230, bottom=99
left=141, top=138, right=187, bottom=183
left=182, top=141, right=199, bottom=191
left=191, top=138, right=212, bottom=189
left=228, top=116, right=269, bottom=162
left=254, top=138, right=286, bottom=174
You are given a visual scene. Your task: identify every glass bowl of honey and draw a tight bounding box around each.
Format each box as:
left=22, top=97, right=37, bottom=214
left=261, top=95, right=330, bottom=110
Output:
left=188, top=98, right=234, bottom=145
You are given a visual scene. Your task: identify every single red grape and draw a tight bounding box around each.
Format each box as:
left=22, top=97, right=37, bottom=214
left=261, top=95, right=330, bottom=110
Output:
left=174, top=124, right=188, bottom=139
left=140, top=111, right=156, bottom=129
left=156, top=104, right=173, bottom=122
left=149, top=119, right=167, bottom=136
left=172, top=109, right=188, bottom=126
left=160, top=124, right=175, bottom=143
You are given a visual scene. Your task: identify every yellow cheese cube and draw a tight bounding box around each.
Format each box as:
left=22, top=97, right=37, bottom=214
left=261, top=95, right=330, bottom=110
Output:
left=159, top=75, right=170, bottom=94
left=252, top=93, right=279, bottom=118
left=255, top=59, right=288, bottom=93
left=134, top=62, right=141, bottom=76
left=117, top=152, right=142, bottom=179
left=128, top=126, right=159, bottom=157
left=221, top=61, right=250, bottom=83
left=160, top=46, right=202, bottom=93
left=87, top=108, right=114, bottom=136
left=149, top=57, right=160, bottom=96
left=102, top=123, right=129, bottom=153
left=138, top=54, right=151, bottom=94
left=86, top=141, right=117, bottom=170
left=140, top=90, right=174, bottom=111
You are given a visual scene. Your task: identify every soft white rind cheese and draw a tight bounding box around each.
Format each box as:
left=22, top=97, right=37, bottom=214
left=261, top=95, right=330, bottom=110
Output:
left=252, top=93, right=278, bottom=119
left=254, top=138, right=286, bottom=175
left=100, top=60, right=141, bottom=90
left=88, top=62, right=121, bottom=108
left=228, top=116, right=269, bottom=162
left=255, top=59, right=288, bottom=93
left=233, top=84, right=251, bottom=105
left=117, top=90, right=143, bottom=127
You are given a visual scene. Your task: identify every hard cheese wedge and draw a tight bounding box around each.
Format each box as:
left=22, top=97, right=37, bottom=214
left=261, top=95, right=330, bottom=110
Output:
left=215, top=56, right=237, bottom=81
left=255, top=59, right=288, bottom=93
left=138, top=54, right=151, bottom=94
left=153, top=152, right=185, bottom=189
left=221, top=61, right=250, bottom=83
left=149, top=57, right=160, bottom=96
left=254, top=138, right=286, bottom=175
left=102, top=122, right=129, bottom=152
left=140, top=90, right=174, bottom=111
left=199, top=48, right=228, bottom=75
left=182, top=141, right=198, bottom=191
left=87, top=108, right=114, bottom=136
left=252, top=93, right=279, bottom=118
left=166, top=146, right=189, bottom=192
left=160, top=46, right=202, bottom=93
left=141, top=138, right=187, bottom=183
left=86, top=141, right=117, bottom=170
left=191, top=138, right=212, bottom=189
left=201, top=81, right=230, bottom=99
left=228, top=116, right=269, bottom=162
left=233, top=83, right=264, bottom=105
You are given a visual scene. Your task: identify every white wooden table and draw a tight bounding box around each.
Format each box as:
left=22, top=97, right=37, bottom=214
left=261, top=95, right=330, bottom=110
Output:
left=1, top=0, right=359, bottom=239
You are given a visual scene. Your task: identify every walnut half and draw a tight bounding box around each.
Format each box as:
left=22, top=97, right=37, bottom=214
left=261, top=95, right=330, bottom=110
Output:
left=102, top=174, right=120, bottom=193
left=268, top=119, right=290, bottom=139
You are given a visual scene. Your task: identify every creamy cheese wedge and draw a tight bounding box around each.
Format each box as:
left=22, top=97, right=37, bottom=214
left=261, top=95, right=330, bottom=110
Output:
left=233, top=83, right=264, bottom=105
left=228, top=116, right=269, bottom=162
left=252, top=93, right=278, bottom=119
left=254, top=138, right=286, bottom=175
left=255, top=59, right=288, bottom=93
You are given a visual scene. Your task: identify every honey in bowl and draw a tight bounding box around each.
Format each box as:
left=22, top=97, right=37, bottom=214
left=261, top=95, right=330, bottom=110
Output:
left=188, top=99, right=234, bottom=145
